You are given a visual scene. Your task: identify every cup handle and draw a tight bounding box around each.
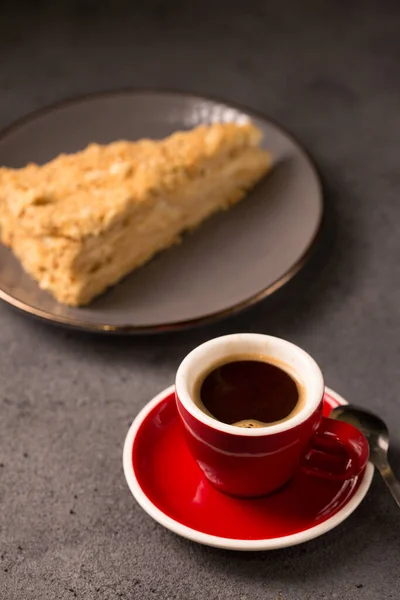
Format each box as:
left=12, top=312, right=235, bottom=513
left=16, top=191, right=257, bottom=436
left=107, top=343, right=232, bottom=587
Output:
left=301, top=417, right=369, bottom=480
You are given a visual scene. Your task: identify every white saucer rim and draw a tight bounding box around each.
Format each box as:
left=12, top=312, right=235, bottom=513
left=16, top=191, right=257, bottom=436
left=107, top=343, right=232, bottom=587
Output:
left=123, top=385, right=374, bottom=551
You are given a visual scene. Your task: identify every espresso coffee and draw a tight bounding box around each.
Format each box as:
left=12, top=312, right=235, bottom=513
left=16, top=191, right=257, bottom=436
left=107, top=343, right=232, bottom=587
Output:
left=195, top=355, right=305, bottom=428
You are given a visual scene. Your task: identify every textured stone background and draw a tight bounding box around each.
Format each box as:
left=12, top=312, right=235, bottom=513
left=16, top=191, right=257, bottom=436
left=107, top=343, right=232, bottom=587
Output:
left=1, top=1, right=400, bottom=599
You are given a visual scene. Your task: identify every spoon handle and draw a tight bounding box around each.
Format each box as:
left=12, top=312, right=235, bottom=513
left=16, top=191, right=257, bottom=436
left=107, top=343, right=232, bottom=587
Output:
left=377, top=463, right=400, bottom=508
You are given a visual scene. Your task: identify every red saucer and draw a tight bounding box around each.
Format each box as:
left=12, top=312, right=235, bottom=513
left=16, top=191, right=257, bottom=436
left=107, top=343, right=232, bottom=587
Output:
left=123, top=386, right=373, bottom=550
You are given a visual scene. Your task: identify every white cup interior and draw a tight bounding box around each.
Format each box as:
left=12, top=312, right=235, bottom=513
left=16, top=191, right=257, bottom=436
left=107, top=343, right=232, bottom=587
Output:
left=175, top=333, right=325, bottom=436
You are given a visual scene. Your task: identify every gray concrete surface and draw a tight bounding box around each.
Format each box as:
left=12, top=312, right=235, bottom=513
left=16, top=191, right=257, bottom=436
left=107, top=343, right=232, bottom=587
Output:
left=1, top=1, right=400, bottom=598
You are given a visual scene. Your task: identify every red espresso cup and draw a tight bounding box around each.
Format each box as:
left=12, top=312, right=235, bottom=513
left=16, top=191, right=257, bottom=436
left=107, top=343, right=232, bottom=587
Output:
left=175, top=334, right=369, bottom=498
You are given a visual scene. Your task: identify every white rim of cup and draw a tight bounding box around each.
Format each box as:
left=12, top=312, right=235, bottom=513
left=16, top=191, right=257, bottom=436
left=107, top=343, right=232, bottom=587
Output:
left=175, top=334, right=325, bottom=436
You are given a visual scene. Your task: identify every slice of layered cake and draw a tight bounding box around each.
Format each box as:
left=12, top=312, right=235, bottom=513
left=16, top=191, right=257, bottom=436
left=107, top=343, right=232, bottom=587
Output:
left=0, top=122, right=271, bottom=306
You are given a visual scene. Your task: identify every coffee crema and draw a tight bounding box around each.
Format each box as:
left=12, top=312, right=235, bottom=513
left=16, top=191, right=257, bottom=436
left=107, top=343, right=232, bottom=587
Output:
left=194, top=355, right=305, bottom=428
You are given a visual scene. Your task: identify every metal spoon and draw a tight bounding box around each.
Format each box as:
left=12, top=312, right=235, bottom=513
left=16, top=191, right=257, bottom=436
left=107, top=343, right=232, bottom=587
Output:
left=330, top=404, right=400, bottom=507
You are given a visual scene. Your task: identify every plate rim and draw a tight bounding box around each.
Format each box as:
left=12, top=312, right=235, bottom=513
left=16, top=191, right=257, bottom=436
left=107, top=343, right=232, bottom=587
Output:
left=123, top=384, right=374, bottom=551
left=0, top=88, right=324, bottom=334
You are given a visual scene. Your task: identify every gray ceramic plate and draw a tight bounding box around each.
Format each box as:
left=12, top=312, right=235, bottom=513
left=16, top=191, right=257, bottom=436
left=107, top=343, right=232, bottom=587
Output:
left=0, top=91, right=322, bottom=333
